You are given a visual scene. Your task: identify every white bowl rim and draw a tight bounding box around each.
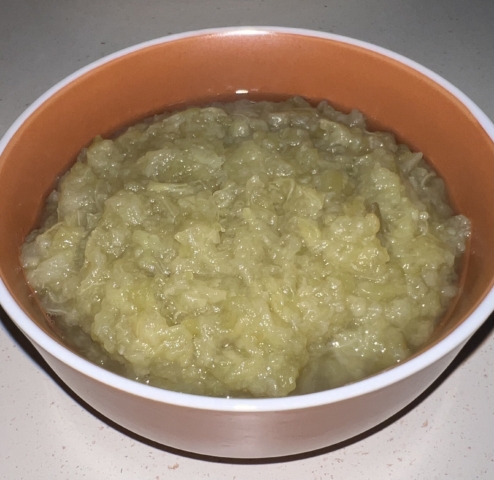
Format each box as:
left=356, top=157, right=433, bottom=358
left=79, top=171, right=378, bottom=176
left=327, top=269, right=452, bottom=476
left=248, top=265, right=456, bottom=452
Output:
left=1, top=26, right=494, bottom=413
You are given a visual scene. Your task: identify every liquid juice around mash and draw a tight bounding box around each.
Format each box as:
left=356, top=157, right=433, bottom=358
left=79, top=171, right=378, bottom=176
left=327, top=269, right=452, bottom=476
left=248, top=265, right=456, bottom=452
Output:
left=21, top=97, right=471, bottom=398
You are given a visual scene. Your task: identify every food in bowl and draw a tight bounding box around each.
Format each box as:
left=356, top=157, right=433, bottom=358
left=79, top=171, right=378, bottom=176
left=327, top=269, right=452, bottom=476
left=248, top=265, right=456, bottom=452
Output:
left=20, top=97, right=470, bottom=398
left=1, top=26, right=493, bottom=458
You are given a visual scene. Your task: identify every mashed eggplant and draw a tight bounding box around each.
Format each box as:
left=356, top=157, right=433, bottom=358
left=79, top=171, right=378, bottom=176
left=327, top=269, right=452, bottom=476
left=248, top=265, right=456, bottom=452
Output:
left=21, top=97, right=470, bottom=397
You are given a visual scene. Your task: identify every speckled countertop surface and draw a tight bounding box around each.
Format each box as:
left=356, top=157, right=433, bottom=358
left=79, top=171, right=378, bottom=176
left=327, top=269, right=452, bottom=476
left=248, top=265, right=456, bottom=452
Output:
left=1, top=1, right=494, bottom=478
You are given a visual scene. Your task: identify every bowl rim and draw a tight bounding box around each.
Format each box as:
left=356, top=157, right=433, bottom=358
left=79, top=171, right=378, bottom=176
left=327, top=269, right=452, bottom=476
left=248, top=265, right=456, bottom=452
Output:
left=1, top=25, right=494, bottom=413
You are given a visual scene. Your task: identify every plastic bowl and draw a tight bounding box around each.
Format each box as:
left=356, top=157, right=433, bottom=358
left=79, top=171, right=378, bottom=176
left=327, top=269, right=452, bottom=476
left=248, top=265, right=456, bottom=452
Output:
left=1, top=27, right=494, bottom=458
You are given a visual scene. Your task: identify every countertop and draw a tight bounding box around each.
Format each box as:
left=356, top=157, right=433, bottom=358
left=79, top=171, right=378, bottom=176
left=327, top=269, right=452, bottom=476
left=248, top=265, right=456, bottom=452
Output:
left=1, top=1, right=493, bottom=478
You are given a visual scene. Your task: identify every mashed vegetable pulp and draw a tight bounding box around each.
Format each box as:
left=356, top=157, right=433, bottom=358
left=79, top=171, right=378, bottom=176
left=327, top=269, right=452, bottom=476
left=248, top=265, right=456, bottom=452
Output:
left=21, top=97, right=470, bottom=397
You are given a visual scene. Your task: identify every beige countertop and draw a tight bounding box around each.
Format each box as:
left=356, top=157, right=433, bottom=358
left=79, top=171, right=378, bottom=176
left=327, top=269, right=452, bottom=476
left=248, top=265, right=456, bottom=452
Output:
left=1, top=1, right=493, bottom=478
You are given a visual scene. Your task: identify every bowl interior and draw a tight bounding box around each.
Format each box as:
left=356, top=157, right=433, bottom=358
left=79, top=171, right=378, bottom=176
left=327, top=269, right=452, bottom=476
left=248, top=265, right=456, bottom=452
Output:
left=1, top=29, right=493, bottom=366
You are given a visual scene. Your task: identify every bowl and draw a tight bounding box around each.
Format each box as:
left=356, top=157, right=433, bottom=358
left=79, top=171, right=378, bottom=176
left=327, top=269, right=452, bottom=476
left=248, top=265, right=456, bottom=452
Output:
left=1, top=27, right=494, bottom=459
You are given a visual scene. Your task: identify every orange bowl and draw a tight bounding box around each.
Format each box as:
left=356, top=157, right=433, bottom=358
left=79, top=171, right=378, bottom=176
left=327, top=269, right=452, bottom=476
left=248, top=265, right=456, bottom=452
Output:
left=1, top=27, right=493, bottom=458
